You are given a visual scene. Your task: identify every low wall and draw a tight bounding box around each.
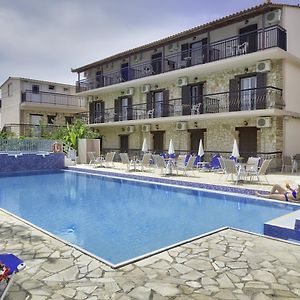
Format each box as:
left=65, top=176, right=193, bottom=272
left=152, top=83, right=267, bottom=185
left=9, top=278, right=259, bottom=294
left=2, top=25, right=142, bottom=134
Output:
left=0, top=153, right=65, bottom=173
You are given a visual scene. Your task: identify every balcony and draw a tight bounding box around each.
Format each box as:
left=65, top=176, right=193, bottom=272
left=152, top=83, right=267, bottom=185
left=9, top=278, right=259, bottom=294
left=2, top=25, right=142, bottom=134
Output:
left=21, top=90, right=86, bottom=108
left=76, top=26, right=287, bottom=92
left=77, top=86, right=283, bottom=125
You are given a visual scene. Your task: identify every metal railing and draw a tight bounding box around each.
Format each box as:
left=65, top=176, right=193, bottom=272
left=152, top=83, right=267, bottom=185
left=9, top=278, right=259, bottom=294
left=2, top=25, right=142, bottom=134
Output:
left=76, top=86, right=283, bottom=124
left=76, top=26, right=287, bottom=92
left=2, top=124, right=64, bottom=138
left=0, top=139, right=55, bottom=153
left=22, top=90, right=86, bottom=107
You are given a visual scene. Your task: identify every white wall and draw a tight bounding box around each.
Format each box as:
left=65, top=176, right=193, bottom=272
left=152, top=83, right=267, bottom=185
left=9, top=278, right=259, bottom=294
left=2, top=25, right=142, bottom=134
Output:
left=284, top=117, right=300, bottom=155
left=1, top=78, right=21, bottom=128
left=283, top=60, right=300, bottom=114
left=282, top=6, right=300, bottom=60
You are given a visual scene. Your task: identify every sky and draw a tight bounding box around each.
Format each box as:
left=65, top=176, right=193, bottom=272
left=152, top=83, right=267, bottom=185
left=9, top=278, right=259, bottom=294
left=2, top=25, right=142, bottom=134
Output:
left=0, top=0, right=299, bottom=86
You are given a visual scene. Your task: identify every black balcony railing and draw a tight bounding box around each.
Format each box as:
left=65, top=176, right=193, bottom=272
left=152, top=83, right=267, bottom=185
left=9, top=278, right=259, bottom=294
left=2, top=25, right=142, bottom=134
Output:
left=22, top=90, right=86, bottom=107
left=76, top=86, right=283, bottom=125
left=76, top=26, right=287, bottom=92
left=2, top=124, right=65, bottom=138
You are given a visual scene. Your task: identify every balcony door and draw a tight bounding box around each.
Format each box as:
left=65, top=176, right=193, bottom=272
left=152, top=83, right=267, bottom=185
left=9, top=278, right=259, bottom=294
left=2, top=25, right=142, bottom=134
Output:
left=146, top=90, right=169, bottom=118
left=89, top=100, right=104, bottom=123
left=190, top=41, right=203, bottom=65
left=239, top=24, right=257, bottom=53
left=240, top=76, right=257, bottom=111
left=152, top=131, right=164, bottom=154
left=115, top=96, right=132, bottom=121
left=31, top=84, right=40, bottom=102
left=30, top=114, right=42, bottom=137
left=151, top=53, right=162, bottom=75
left=181, top=83, right=204, bottom=115
left=121, top=63, right=129, bottom=82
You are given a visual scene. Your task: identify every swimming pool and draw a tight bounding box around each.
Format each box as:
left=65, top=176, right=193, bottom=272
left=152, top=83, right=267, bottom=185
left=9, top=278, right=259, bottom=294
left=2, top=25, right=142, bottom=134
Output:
left=0, top=170, right=299, bottom=266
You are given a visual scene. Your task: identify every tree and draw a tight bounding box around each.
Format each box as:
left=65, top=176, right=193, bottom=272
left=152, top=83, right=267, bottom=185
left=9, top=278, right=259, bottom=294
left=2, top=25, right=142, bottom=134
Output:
left=50, top=119, right=101, bottom=150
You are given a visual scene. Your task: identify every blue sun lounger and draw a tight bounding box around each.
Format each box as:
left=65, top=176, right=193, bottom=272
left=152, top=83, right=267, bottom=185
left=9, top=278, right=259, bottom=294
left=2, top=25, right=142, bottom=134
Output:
left=0, top=254, right=25, bottom=300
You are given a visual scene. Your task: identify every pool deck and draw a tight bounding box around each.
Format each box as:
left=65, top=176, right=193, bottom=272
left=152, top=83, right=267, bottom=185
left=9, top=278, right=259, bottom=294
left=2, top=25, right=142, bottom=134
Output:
left=1, top=165, right=300, bottom=299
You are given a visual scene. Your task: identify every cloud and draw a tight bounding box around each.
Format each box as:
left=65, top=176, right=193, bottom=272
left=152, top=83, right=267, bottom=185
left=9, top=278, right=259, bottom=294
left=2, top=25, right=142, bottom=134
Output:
left=0, top=0, right=298, bottom=86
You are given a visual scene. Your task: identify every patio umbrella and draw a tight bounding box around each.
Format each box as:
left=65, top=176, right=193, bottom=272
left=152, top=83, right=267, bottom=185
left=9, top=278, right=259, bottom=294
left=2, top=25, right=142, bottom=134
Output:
left=168, top=139, right=175, bottom=155
left=141, top=138, right=148, bottom=153
left=197, top=139, right=205, bottom=157
left=231, top=139, right=240, bottom=158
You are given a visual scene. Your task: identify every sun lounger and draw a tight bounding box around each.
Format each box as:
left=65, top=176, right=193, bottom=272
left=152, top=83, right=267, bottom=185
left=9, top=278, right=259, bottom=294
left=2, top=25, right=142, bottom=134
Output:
left=0, top=253, right=25, bottom=300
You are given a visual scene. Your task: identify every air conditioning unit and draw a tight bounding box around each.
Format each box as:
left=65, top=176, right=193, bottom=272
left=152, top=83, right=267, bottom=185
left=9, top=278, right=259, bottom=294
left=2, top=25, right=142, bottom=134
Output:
left=256, top=117, right=272, bottom=128
left=266, top=9, right=281, bottom=25
left=167, top=42, right=179, bottom=52
left=177, top=77, right=188, bottom=87
left=133, top=53, right=143, bottom=62
left=127, top=125, right=135, bottom=133
left=176, top=122, right=187, bottom=131
left=142, top=124, right=151, bottom=132
left=141, top=84, right=151, bottom=94
left=256, top=60, right=271, bottom=73
left=125, top=87, right=135, bottom=96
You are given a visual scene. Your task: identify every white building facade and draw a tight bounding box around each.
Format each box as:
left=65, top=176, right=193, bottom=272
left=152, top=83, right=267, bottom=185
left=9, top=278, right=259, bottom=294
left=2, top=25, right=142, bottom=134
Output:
left=0, top=77, right=87, bottom=137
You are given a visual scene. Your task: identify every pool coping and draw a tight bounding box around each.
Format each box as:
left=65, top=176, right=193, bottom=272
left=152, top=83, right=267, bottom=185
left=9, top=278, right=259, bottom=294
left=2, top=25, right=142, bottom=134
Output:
left=67, top=166, right=263, bottom=196
left=1, top=168, right=300, bottom=269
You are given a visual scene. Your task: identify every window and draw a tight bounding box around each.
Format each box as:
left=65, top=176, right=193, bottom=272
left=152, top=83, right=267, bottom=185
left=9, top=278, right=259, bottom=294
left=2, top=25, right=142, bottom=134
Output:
left=7, top=83, right=12, bottom=96
left=63, top=87, right=69, bottom=92
left=32, top=85, right=40, bottom=94
left=65, top=116, right=73, bottom=124
left=48, top=85, right=55, bottom=90
left=47, top=115, right=56, bottom=125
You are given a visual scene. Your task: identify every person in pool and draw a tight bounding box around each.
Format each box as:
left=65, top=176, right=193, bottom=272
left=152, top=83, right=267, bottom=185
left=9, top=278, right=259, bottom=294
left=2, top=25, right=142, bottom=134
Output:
left=256, top=181, right=300, bottom=202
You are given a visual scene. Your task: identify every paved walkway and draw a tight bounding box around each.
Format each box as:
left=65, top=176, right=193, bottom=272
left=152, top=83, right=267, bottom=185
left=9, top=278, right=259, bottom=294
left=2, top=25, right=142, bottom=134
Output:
left=1, top=165, right=300, bottom=299
left=1, top=209, right=300, bottom=299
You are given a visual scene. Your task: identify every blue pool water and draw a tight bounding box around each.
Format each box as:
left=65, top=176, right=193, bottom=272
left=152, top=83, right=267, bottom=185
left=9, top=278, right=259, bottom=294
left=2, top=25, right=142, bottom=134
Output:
left=0, top=170, right=298, bottom=265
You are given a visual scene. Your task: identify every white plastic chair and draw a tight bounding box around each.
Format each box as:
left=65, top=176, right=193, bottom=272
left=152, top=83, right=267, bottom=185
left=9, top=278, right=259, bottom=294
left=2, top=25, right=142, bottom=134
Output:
left=248, top=159, right=272, bottom=184
left=119, top=153, right=139, bottom=171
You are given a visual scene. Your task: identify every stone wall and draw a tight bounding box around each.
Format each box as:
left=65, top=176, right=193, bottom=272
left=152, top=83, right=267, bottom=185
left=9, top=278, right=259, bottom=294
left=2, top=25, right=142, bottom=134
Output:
left=22, top=111, right=75, bottom=126
left=99, top=116, right=283, bottom=156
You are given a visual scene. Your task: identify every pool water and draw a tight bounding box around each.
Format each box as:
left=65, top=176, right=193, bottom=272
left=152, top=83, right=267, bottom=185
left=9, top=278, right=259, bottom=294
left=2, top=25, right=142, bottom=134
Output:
left=0, top=170, right=298, bottom=265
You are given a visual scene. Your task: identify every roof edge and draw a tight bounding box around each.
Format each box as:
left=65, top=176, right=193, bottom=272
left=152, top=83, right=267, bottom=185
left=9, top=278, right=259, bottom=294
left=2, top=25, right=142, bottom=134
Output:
left=72, top=2, right=288, bottom=73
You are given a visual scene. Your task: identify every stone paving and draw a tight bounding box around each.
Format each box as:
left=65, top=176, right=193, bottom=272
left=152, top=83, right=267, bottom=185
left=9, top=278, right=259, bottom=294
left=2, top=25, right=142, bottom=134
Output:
left=1, top=209, right=300, bottom=300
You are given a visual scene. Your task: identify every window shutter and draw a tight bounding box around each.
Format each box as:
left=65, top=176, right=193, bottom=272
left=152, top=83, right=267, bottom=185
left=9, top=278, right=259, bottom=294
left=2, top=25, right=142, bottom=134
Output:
left=100, top=101, right=105, bottom=123
left=127, top=96, right=133, bottom=120
left=146, top=92, right=153, bottom=112
left=89, top=102, right=95, bottom=124
left=198, top=83, right=204, bottom=114
left=114, top=98, right=120, bottom=121
left=162, top=90, right=169, bottom=117
left=256, top=73, right=267, bottom=109
left=201, top=38, right=208, bottom=63
left=181, top=85, right=191, bottom=115
left=181, top=43, right=189, bottom=60
left=229, top=78, right=240, bottom=111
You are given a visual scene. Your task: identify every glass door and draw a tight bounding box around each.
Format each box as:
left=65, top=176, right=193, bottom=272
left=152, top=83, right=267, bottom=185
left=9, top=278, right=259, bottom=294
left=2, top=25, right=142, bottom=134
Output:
left=120, top=97, right=128, bottom=121
left=154, top=91, right=163, bottom=118
left=191, top=41, right=202, bottom=65
left=30, top=114, right=42, bottom=137
left=240, top=76, right=257, bottom=110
